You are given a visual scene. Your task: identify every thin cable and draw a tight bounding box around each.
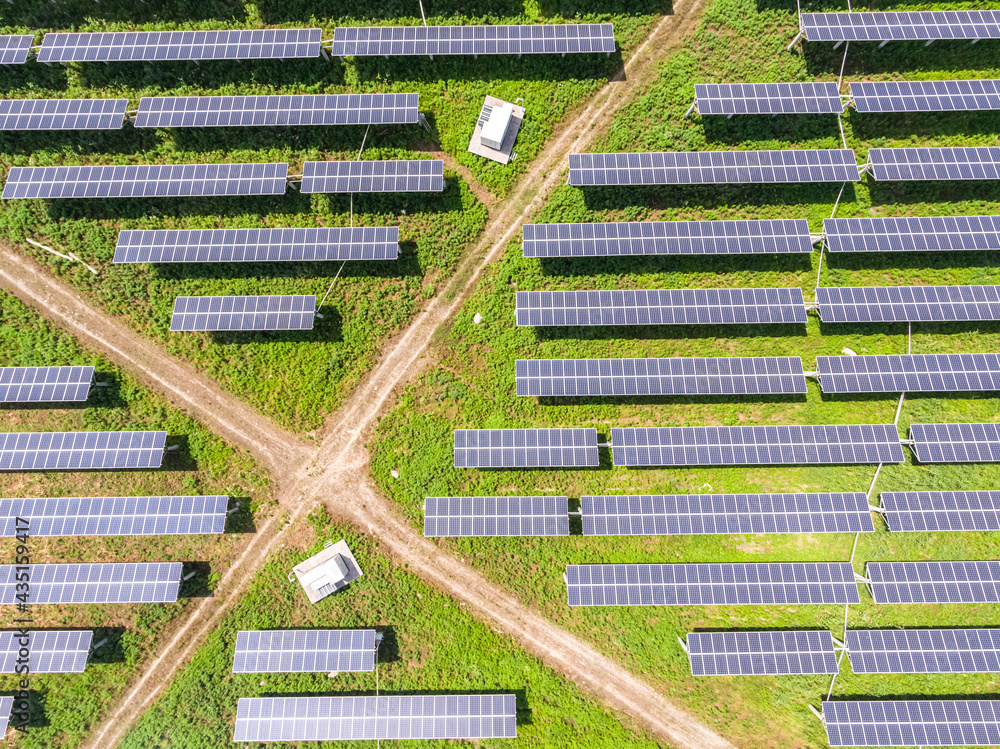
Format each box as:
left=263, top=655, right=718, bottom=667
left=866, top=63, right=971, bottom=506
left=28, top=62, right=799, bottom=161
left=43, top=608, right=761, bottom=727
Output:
left=849, top=531, right=861, bottom=564
left=837, top=41, right=850, bottom=90
left=867, top=462, right=883, bottom=500
left=826, top=649, right=845, bottom=700
left=317, top=261, right=347, bottom=311
left=816, top=242, right=826, bottom=289
left=893, top=392, right=906, bottom=426
left=350, top=124, right=372, bottom=228
left=908, top=321, right=912, bottom=354
left=837, top=114, right=848, bottom=149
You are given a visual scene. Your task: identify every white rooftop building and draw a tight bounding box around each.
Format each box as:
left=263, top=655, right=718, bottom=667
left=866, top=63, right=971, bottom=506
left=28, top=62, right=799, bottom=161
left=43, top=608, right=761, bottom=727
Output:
left=290, top=539, right=363, bottom=604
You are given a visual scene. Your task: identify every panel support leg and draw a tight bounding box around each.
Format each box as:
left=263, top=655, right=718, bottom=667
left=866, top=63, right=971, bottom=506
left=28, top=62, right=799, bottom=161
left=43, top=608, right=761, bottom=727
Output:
left=684, top=102, right=696, bottom=119
left=787, top=31, right=803, bottom=51
left=878, top=40, right=889, bottom=48
left=833, top=40, right=843, bottom=50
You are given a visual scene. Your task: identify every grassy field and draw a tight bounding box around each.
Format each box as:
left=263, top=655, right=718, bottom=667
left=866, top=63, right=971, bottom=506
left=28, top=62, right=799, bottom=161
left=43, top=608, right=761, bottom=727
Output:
left=369, top=0, right=1000, bottom=747
left=0, top=293, right=273, bottom=749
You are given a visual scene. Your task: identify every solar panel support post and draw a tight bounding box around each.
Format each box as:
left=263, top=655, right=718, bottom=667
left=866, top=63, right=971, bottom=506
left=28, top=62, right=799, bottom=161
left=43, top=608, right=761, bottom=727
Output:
left=684, top=101, right=696, bottom=119
left=808, top=704, right=824, bottom=723
left=787, top=31, right=803, bottom=51
left=677, top=636, right=689, bottom=654
left=878, top=40, right=889, bottom=48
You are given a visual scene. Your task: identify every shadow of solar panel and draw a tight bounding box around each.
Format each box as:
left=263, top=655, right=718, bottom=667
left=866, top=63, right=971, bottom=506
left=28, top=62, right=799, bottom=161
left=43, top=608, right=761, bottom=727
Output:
left=823, top=700, right=1000, bottom=747
left=868, top=147, right=1000, bottom=181
left=0, top=366, right=94, bottom=403
left=0, top=562, right=183, bottom=604
left=867, top=561, right=1000, bottom=604
left=567, top=150, right=859, bottom=186
left=330, top=24, right=615, bottom=56
left=882, top=490, right=1000, bottom=532
left=0, top=35, right=33, bottom=65
left=0, top=496, right=228, bottom=537
left=516, top=357, right=807, bottom=397
left=0, top=99, right=128, bottom=130
left=824, top=216, right=1000, bottom=253
left=687, top=630, right=838, bottom=675
left=522, top=219, right=814, bottom=257
left=847, top=629, right=1000, bottom=674
left=910, top=422, right=1000, bottom=463
left=0, top=431, right=166, bottom=471
left=695, top=82, right=843, bottom=115
left=454, top=429, right=598, bottom=468
left=817, top=354, right=1000, bottom=393
left=232, top=629, right=376, bottom=673
left=37, top=29, right=322, bottom=63
left=0, top=631, right=93, bottom=673
left=170, top=295, right=315, bottom=332
left=424, top=496, right=569, bottom=536
left=233, top=694, right=518, bottom=741
left=115, top=227, right=399, bottom=263
left=300, top=159, right=444, bottom=193
left=816, top=285, right=1000, bottom=323
left=581, top=493, right=874, bottom=536
left=851, top=80, right=1000, bottom=113
left=566, top=562, right=860, bottom=606
left=611, top=424, right=903, bottom=466
left=2, top=163, right=289, bottom=200
left=515, top=288, right=808, bottom=326
left=802, top=11, right=1000, bottom=42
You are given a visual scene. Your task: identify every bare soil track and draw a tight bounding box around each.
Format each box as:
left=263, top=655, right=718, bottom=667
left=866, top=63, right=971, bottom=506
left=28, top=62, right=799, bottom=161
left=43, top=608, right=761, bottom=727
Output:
left=1, top=3, right=732, bottom=747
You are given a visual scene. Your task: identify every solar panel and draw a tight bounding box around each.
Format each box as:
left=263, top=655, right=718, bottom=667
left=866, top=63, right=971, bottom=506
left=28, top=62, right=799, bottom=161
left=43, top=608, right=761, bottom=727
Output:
left=424, top=496, right=569, bottom=536
left=882, top=491, right=1000, bottom=532
left=233, top=694, right=518, bottom=741
left=0, top=496, right=228, bottom=537
left=453, top=428, right=599, bottom=468
left=847, top=629, right=1000, bottom=674
left=851, top=80, right=1000, bottom=113
left=233, top=629, right=376, bottom=673
left=170, top=295, right=315, bottom=332
left=515, top=357, right=807, bottom=397
left=611, top=424, right=903, bottom=467
left=566, top=562, right=860, bottom=606
left=134, top=93, right=419, bottom=128
left=0, top=695, right=10, bottom=735
left=114, top=227, right=399, bottom=264
left=867, top=561, right=1000, bottom=604
left=867, top=147, right=1000, bottom=181
left=37, top=29, right=322, bottom=63
left=816, top=285, right=1000, bottom=323
left=694, top=82, right=843, bottom=115
left=0, top=630, right=93, bottom=673
left=823, top=215, right=1000, bottom=253
left=515, top=288, right=808, bottom=327
left=0, top=35, right=33, bottom=66
left=910, top=422, right=1000, bottom=463
left=823, top=700, right=1000, bottom=747
left=801, top=11, right=1000, bottom=43
left=2, top=163, right=289, bottom=200
left=817, top=354, right=1000, bottom=394
left=0, top=562, right=182, bottom=604
left=0, top=431, right=166, bottom=471
left=330, top=24, right=615, bottom=56
left=0, top=366, right=94, bottom=403
left=687, top=630, right=839, bottom=675
left=567, top=150, right=860, bottom=186
left=300, top=160, right=444, bottom=193
left=0, top=99, right=128, bottom=131
left=582, top=493, right=874, bottom=536
left=522, top=219, right=814, bottom=257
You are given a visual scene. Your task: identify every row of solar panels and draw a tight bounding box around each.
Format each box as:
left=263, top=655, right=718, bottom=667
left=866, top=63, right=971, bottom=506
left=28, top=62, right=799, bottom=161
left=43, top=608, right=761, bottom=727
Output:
left=0, top=495, right=228, bottom=535
left=0, top=430, right=166, bottom=470
left=0, top=562, right=182, bottom=603
left=798, top=10, right=1000, bottom=43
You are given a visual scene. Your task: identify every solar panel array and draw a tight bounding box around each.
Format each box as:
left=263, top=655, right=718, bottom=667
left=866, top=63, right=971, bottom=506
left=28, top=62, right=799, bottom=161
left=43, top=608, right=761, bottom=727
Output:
left=823, top=700, right=1000, bottom=748
left=424, top=496, right=569, bottom=537
left=695, top=82, right=843, bottom=115
left=816, top=285, right=1000, bottom=323
left=170, top=295, right=315, bottom=332
left=0, top=496, right=228, bottom=537
left=37, top=29, right=322, bottom=63
left=453, top=428, right=599, bottom=468
left=687, top=630, right=839, bottom=676
left=882, top=490, right=1000, bottom=533
left=0, top=431, right=166, bottom=471
left=611, top=424, right=904, bottom=467
left=0, top=35, right=33, bottom=65
left=2, top=163, right=289, bottom=200
left=0, top=99, right=128, bottom=131
left=868, top=147, right=1000, bottom=181
left=867, top=561, right=1000, bottom=604
left=816, top=354, right=1000, bottom=393
left=823, top=215, right=1000, bottom=253
left=910, top=422, right=1000, bottom=463
left=515, top=357, right=807, bottom=397
left=0, top=695, right=11, bottom=735
left=233, top=694, right=518, bottom=742
left=0, top=630, right=93, bottom=673
left=847, top=629, right=1000, bottom=674
left=567, top=150, right=860, bottom=186
left=515, top=288, right=808, bottom=327
left=801, top=11, right=1000, bottom=42
left=581, top=493, right=875, bottom=536
left=233, top=629, right=376, bottom=673
left=330, top=24, right=615, bottom=56
left=851, top=79, right=1000, bottom=113
left=134, top=93, right=419, bottom=128
left=0, top=366, right=94, bottom=403
left=0, top=562, right=183, bottom=604
left=566, top=562, right=861, bottom=606
left=522, top=219, right=813, bottom=257
left=300, top=159, right=444, bottom=193
left=114, top=227, right=399, bottom=263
